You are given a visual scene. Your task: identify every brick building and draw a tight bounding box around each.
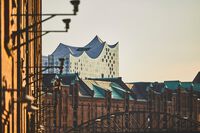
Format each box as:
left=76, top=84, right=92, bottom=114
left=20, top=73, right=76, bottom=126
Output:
left=1, top=0, right=42, bottom=132
left=42, top=72, right=200, bottom=132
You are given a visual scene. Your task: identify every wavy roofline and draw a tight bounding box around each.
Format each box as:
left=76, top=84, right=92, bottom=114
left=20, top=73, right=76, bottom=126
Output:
left=52, top=36, right=118, bottom=59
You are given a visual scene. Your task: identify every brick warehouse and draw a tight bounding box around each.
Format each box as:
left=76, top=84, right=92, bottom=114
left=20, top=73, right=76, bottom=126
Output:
left=42, top=72, right=200, bottom=132
left=0, top=0, right=42, bottom=132
left=1, top=0, right=81, bottom=132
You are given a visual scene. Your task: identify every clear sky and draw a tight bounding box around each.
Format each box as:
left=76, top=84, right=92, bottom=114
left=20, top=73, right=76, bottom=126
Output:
left=42, top=0, right=200, bottom=82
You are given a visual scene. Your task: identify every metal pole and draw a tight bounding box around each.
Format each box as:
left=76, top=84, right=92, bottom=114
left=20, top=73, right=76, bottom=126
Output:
left=25, top=0, right=29, bottom=96
left=25, top=1, right=30, bottom=132
left=24, top=0, right=29, bottom=127
left=33, top=0, right=39, bottom=132
left=12, top=13, right=75, bottom=16
left=17, top=0, right=21, bottom=132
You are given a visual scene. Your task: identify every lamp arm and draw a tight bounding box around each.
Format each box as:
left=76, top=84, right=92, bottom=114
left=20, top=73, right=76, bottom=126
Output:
left=12, top=31, right=49, bottom=51
left=12, top=15, right=55, bottom=36
left=11, top=13, right=75, bottom=16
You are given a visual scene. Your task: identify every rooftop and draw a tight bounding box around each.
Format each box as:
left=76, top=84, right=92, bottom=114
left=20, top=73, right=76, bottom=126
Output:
left=51, top=35, right=118, bottom=59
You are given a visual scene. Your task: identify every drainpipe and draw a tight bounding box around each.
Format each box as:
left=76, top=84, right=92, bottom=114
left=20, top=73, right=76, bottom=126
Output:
left=17, top=0, right=21, bottom=132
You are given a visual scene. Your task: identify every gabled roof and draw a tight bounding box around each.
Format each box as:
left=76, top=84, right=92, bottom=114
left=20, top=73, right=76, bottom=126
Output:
left=181, top=82, right=193, bottom=90
left=51, top=35, right=118, bottom=59
left=110, top=82, right=126, bottom=99
left=164, top=80, right=180, bottom=90
left=93, top=84, right=106, bottom=98
left=81, top=79, right=135, bottom=99
left=193, top=72, right=200, bottom=83
left=194, top=83, right=200, bottom=92
left=88, top=77, right=132, bottom=93
left=78, top=78, right=94, bottom=97
left=88, top=77, right=136, bottom=99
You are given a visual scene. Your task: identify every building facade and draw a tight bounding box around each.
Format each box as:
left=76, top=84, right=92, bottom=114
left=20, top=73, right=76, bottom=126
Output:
left=1, top=0, right=42, bottom=132
left=43, top=36, right=119, bottom=79
left=42, top=73, right=200, bottom=132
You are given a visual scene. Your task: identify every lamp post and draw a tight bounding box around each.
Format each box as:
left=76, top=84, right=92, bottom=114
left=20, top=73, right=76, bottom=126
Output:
left=12, top=0, right=80, bottom=132
left=51, top=58, right=64, bottom=133
left=11, top=0, right=80, bottom=36
left=18, top=57, right=65, bottom=133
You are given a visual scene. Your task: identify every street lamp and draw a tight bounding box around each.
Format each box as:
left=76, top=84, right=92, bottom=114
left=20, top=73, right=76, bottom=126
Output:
left=11, top=0, right=81, bottom=132
left=70, top=0, right=80, bottom=15
left=62, top=18, right=71, bottom=32
left=21, top=57, right=65, bottom=133
left=11, top=0, right=81, bottom=49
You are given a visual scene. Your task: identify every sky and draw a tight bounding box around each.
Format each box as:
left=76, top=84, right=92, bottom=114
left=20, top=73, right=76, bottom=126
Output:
left=42, top=0, right=200, bottom=82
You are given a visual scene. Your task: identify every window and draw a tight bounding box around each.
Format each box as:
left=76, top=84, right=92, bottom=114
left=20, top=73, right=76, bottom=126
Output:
left=101, top=74, right=104, bottom=78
